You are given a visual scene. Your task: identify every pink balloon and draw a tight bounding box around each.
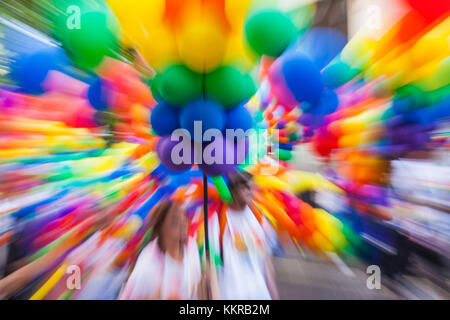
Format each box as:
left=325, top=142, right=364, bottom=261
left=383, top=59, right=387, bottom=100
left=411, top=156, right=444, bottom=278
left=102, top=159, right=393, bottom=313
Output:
left=268, top=58, right=298, bottom=111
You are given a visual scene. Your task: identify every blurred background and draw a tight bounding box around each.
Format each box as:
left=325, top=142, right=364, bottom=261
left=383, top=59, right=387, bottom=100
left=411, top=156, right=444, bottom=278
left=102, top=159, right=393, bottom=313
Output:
left=0, top=0, right=449, bottom=300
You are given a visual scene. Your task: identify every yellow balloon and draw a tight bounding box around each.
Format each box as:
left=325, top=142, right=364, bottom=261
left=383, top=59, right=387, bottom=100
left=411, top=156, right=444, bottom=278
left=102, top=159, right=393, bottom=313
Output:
left=107, top=0, right=165, bottom=48
left=177, top=17, right=228, bottom=73
left=225, top=0, right=251, bottom=30
left=223, top=32, right=258, bottom=73
left=141, top=24, right=179, bottom=72
left=340, top=119, right=366, bottom=135
left=312, top=231, right=335, bottom=252
left=107, top=0, right=165, bottom=30
left=253, top=175, right=290, bottom=191
left=414, top=38, right=446, bottom=65
left=338, top=133, right=361, bottom=148
left=284, top=121, right=299, bottom=134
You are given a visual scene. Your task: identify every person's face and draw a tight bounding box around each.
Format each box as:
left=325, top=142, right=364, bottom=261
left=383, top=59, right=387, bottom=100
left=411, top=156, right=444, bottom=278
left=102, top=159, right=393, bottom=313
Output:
left=161, top=206, right=188, bottom=246
left=232, top=182, right=254, bottom=209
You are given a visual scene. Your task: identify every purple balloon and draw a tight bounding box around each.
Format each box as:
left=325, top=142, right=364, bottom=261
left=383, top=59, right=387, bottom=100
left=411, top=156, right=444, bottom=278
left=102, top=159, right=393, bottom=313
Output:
left=277, top=120, right=286, bottom=129
left=199, top=137, right=249, bottom=176
left=410, top=131, right=430, bottom=148
left=156, top=134, right=193, bottom=172
left=156, top=136, right=166, bottom=155
left=298, top=113, right=316, bottom=126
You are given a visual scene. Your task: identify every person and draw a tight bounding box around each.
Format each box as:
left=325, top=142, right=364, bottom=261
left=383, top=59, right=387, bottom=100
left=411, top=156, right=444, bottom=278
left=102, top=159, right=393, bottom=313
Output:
left=119, top=199, right=210, bottom=300
left=218, top=171, right=279, bottom=300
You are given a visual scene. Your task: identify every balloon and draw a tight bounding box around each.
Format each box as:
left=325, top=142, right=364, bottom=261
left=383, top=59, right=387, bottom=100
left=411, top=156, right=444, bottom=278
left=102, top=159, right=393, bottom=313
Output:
left=225, top=0, right=251, bottom=30
left=141, top=25, right=179, bottom=72
left=291, top=27, right=347, bottom=70
left=149, top=76, right=163, bottom=102
left=60, top=9, right=120, bottom=69
left=405, top=0, right=450, bottom=22
left=178, top=17, right=227, bottom=73
left=150, top=102, right=180, bottom=136
left=199, top=137, right=248, bottom=176
left=282, top=54, right=324, bottom=105
left=164, top=0, right=202, bottom=28
left=312, top=127, right=338, bottom=158
left=11, top=47, right=69, bottom=94
left=179, top=100, right=226, bottom=142
left=277, top=148, right=292, bottom=161
left=156, top=65, right=203, bottom=107
left=156, top=135, right=193, bottom=172
left=322, top=58, right=357, bottom=89
left=205, top=66, right=256, bottom=109
left=298, top=113, right=319, bottom=127
left=211, top=175, right=233, bottom=203
left=310, top=89, right=339, bottom=115
left=268, top=58, right=298, bottom=110
left=106, top=0, right=165, bottom=46
left=87, top=78, right=110, bottom=111
left=224, top=104, right=253, bottom=136
left=116, top=76, right=153, bottom=105
left=223, top=32, right=258, bottom=73
left=244, top=9, right=297, bottom=57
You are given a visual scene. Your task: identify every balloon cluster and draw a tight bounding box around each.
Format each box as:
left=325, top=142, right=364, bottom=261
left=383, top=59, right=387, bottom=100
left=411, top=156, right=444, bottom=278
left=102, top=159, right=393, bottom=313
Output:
left=50, top=0, right=122, bottom=69
left=263, top=103, right=301, bottom=162
left=87, top=58, right=155, bottom=140
left=142, top=2, right=310, bottom=180
left=304, top=2, right=450, bottom=159
left=302, top=1, right=448, bottom=217
left=246, top=164, right=358, bottom=256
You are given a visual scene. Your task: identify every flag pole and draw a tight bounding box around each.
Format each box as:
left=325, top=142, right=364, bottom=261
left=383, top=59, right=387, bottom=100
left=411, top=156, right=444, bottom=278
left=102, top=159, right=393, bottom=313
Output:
left=203, top=173, right=210, bottom=261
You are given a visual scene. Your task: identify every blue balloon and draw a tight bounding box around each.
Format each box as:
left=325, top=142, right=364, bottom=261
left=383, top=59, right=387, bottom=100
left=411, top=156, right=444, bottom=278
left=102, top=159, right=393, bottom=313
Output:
left=225, top=104, right=253, bottom=137
left=411, top=95, right=450, bottom=125
left=150, top=102, right=180, bottom=136
left=278, top=142, right=293, bottom=151
left=392, top=96, right=418, bottom=115
left=314, top=89, right=339, bottom=115
left=87, top=78, right=109, bottom=111
left=292, top=27, right=347, bottom=70
left=180, top=100, right=225, bottom=142
left=11, top=47, right=69, bottom=94
left=282, top=54, right=323, bottom=105
left=133, top=186, right=172, bottom=219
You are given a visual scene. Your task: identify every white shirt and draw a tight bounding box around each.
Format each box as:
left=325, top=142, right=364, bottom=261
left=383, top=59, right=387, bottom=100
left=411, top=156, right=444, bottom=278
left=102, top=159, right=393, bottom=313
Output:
left=119, top=238, right=201, bottom=300
left=219, top=206, right=272, bottom=300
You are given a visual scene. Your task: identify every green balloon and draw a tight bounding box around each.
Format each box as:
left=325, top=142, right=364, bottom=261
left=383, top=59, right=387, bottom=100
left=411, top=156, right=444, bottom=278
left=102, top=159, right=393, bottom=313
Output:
left=244, top=9, right=297, bottom=57
left=148, top=76, right=164, bottom=102
left=278, top=148, right=292, bottom=161
left=59, top=8, right=120, bottom=69
left=211, top=176, right=233, bottom=203
left=423, top=84, right=450, bottom=105
left=342, top=225, right=362, bottom=249
left=288, top=132, right=298, bottom=142
left=205, top=66, right=256, bottom=109
left=157, top=65, right=203, bottom=107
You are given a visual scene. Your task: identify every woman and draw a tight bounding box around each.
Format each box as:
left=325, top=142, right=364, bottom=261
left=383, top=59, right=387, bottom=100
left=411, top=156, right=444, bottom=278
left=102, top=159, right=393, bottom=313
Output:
left=219, top=172, right=279, bottom=300
left=119, top=199, right=209, bottom=300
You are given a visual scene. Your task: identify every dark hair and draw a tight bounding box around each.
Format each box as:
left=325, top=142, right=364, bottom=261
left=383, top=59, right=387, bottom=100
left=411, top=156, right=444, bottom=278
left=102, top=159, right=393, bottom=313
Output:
left=228, top=171, right=254, bottom=195
left=148, top=199, right=177, bottom=252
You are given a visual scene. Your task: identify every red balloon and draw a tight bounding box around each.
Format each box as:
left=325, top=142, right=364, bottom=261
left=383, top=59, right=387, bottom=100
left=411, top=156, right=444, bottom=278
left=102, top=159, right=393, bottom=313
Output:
left=312, top=127, right=338, bottom=158
left=405, top=0, right=450, bottom=21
